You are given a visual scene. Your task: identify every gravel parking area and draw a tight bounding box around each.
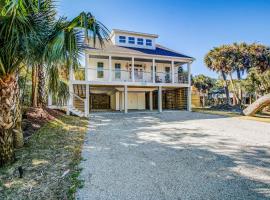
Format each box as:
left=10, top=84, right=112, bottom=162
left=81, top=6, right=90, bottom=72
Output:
left=76, top=111, right=270, bottom=200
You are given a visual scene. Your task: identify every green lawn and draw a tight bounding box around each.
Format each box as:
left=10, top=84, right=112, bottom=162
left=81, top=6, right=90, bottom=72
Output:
left=193, top=107, right=270, bottom=123
left=0, top=115, right=89, bottom=200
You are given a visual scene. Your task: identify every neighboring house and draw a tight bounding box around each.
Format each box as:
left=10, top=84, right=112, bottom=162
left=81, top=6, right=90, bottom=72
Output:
left=54, top=29, right=194, bottom=117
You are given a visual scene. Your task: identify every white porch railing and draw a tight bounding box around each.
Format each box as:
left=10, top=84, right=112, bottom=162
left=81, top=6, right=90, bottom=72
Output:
left=73, top=67, right=189, bottom=84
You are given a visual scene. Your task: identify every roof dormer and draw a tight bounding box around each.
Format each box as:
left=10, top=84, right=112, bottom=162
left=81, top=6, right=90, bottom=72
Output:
left=110, top=29, right=158, bottom=50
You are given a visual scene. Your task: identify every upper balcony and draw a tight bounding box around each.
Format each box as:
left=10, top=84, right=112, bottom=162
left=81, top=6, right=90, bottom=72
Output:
left=71, top=55, right=191, bottom=86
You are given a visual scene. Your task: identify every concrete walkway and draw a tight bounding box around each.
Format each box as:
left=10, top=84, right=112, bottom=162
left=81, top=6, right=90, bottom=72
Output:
left=76, top=111, right=270, bottom=200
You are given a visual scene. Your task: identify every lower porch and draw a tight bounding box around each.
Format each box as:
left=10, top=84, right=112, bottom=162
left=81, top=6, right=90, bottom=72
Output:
left=67, top=84, right=191, bottom=117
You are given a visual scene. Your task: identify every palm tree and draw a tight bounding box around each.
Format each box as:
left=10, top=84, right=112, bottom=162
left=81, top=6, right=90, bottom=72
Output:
left=34, top=1, right=110, bottom=107
left=204, top=46, right=232, bottom=105
left=193, top=74, right=214, bottom=107
left=0, top=0, right=110, bottom=166
left=0, top=0, right=43, bottom=165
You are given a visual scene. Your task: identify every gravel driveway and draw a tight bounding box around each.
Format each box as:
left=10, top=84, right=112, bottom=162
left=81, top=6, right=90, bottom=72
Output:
left=76, top=111, right=270, bottom=200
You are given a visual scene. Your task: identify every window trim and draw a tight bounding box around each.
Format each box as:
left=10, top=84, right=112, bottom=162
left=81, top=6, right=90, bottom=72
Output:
left=97, top=62, right=104, bottom=78
left=128, top=37, right=135, bottom=44
left=146, top=39, right=152, bottom=46
left=119, top=36, right=126, bottom=43
left=137, top=38, right=144, bottom=45
left=114, top=63, right=121, bottom=79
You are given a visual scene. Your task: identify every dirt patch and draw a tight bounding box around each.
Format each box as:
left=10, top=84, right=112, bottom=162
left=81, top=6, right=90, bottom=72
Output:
left=22, top=107, right=64, bottom=138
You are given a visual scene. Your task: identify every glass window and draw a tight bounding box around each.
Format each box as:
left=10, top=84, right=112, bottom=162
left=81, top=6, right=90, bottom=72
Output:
left=119, top=36, right=126, bottom=43
left=137, top=38, right=144, bottom=45
left=146, top=39, right=152, bottom=46
left=128, top=37, right=135, bottom=44
left=97, top=62, right=104, bottom=78
left=115, top=63, right=121, bottom=79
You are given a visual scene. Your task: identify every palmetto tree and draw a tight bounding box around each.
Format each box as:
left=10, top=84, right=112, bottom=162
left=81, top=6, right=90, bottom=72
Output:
left=193, top=74, right=214, bottom=107
left=0, top=0, right=110, bottom=166
left=204, top=46, right=232, bottom=105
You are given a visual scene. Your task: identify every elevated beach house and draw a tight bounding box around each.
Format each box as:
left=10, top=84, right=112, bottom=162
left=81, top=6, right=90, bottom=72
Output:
left=49, top=29, right=194, bottom=117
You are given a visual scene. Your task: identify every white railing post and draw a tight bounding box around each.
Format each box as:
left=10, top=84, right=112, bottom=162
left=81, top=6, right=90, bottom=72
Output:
left=152, top=58, right=155, bottom=83
left=187, top=62, right=192, bottom=111
left=132, top=57, right=135, bottom=82
left=109, top=55, right=112, bottom=82
left=158, top=86, right=162, bottom=113
left=171, top=60, right=174, bottom=83
left=85, top=84, right=89, bottom=117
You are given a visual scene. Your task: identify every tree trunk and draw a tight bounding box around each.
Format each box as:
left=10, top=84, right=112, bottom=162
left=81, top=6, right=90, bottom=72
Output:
left=221, top=71, right=230, bottom=105
left=32, top=65, right=38, bottom=107
left=37, top=64, right=45, bottom=107
left=229, top=73, right=240, bottom=104
left=243, top=93, right=270, bottom=116
left=0, top=74, right=19, bottom=166
left=236, top=69, right=243, bottom=105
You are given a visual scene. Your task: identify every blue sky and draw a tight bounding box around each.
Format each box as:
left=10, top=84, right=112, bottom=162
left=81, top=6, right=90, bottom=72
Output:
left=58, top=0, right=270, bottom=78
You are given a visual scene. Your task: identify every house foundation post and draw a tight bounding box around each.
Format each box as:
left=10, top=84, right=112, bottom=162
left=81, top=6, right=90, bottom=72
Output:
left=158, top=86, right=162, bottom=113
left=187, top=62, right=192, bottom=111
left=149, top=91, right=153, bottom=111
left=124, top=85, right=128, bottom=113
left=85, top=84, right=89, bottom=117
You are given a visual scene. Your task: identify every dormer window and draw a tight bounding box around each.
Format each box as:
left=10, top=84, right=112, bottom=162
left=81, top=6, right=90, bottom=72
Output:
left=137, top=38, right=144, bottom=45
left=128, top=37, right=135, bottom=44
left=119, top=36, right=126, bottom=43
left=146, top=39, right=152, bottom=46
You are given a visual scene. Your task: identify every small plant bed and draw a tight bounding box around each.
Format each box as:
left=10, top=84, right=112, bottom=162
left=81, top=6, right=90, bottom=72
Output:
left=0, top=114, right=89, bottom=199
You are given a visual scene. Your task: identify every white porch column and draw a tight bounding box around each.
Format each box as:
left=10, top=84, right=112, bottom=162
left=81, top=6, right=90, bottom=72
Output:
left=171, top=60, right=175, bottom=83
left=85, top=52, right=88, bottom=81
left=152, top=58, right=155, bottom=83
left=158, top=86, right=162, bottom=113
left=67, top=67, right=74, bottom=115
left=109, top=55, right=112, bottom=82
left=149, top=91, right=153, bottom=111
left=187, top=62, right=192, bottom=111
left=121, top=91, right=125, bottom=111
left=132, top=57, right=135, bottom=82
left=70, top=67, right=75, bottom=81
left=124, top=85, right=128, bottom=113
left=48, top=93, right=52, bottom=107
left=85, top=84, right=89, bottom=117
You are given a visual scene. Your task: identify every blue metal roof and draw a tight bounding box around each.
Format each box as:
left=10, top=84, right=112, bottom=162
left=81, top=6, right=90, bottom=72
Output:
left=121, top=45, right=192, bottom=59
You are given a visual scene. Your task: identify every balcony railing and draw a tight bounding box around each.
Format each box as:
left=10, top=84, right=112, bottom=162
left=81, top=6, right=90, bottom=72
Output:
left=73, top=67, right=189, bottom=84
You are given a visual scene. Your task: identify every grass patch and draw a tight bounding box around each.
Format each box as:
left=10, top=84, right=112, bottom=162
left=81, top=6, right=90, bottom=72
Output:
left=192, top=107, right=241, bottom=117
left=193, top=107, right=270, bottom=123
left=0, top=115, right=89, bottom=200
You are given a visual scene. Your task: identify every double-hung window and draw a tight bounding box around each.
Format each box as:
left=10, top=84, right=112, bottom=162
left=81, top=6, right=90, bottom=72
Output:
left=97, top=62, right=104, bottom=78
left=146, top=39, right=152, bottom=46
left=115, top=63, right=121, bottom=79
left=119, top=36, right=126, bottom=43
left=137, top=38, right=144, bottom=45
left=128, top=37, right=135, bottom=44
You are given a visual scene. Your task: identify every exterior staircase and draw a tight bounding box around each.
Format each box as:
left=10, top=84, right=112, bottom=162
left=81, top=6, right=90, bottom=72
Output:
left=68, top=85, right=87, bottom=117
